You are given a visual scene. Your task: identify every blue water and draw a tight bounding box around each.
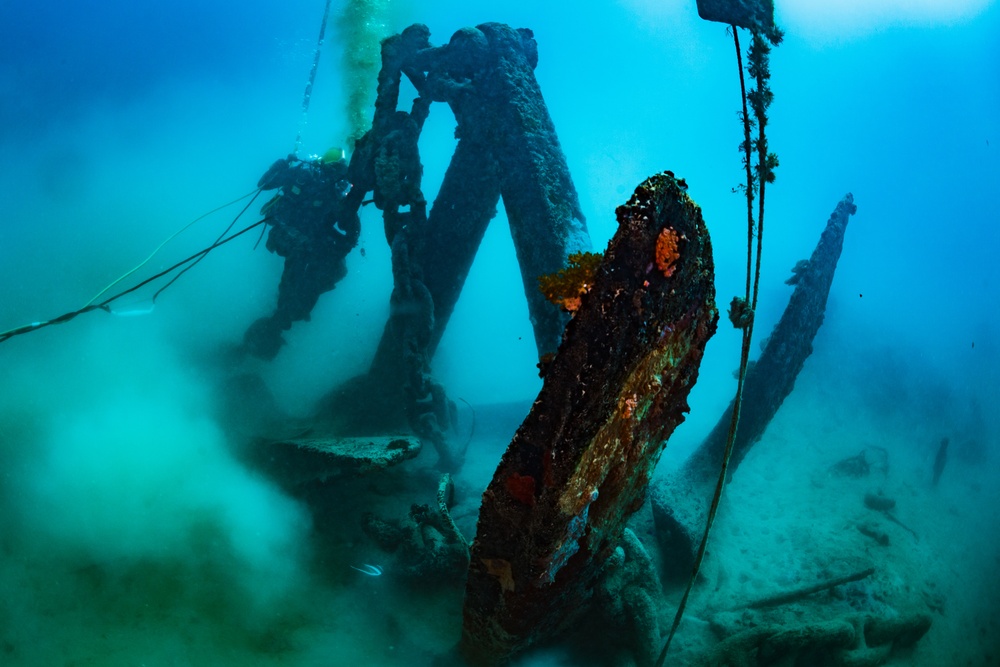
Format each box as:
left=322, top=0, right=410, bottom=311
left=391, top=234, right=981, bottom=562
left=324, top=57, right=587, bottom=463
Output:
left=1, top=1, right=998, bottom=665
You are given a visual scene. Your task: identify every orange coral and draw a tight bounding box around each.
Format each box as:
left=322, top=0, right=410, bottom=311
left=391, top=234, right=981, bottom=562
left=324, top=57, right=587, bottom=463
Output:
left=655, top=227, right=681, bottom=278
left=538, top=252, right=604, bottom=313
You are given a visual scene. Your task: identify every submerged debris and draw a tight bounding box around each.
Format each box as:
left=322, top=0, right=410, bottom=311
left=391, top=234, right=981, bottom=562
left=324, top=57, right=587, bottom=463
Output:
left=462, top=171, right=717, bottom=665
left=652, top=194, right=858, bottom=582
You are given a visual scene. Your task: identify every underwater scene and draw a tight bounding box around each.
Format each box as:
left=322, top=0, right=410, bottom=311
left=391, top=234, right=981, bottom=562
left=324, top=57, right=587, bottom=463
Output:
left=1, top=0, right=998, bottom=665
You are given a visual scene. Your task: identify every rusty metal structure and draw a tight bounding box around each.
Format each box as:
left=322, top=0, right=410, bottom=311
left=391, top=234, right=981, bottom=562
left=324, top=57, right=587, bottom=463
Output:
left=461, top=172, right=718, bottom=665
left=651, top=194, right=858, bottom=580
left=317, top=23, right=591, bottom=470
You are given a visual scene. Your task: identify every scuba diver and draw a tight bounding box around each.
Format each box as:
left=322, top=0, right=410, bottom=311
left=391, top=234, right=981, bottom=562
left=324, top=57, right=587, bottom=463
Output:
left=242, top=148, right=359, bottom=360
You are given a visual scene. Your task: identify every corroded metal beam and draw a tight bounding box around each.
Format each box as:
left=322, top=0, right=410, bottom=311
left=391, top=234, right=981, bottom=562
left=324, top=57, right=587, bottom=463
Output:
left=651, top=194, right=858, bottom=581
left=461, top=172, right=718, bottom=665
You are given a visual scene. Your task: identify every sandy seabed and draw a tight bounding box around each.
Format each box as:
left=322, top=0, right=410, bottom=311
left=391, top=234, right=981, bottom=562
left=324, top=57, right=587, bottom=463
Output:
left=1, top=333, right=997, bottom=667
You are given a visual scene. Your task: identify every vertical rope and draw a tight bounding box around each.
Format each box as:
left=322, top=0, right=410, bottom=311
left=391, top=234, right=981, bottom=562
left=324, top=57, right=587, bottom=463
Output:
left=653, top=25, right=766, bottom=666
left=750, top=35, right=771, bottom=315
left=293, top=0, right=334, bottom=156
left=736, top=29, right=755, bottom=307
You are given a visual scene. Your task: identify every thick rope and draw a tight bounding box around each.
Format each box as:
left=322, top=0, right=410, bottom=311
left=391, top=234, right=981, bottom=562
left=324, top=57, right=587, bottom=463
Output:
left=654, top=26, right=766, bottom=666
left=736, top=29, right=756, bottom=307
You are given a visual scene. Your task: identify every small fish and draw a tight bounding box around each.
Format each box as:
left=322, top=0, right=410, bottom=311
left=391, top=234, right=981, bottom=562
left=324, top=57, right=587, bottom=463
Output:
left=350, top=564, right=383, bottom=576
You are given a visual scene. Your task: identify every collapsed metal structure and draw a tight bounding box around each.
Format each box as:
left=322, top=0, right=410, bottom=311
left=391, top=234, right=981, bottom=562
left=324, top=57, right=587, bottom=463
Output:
left=321, top=26, right=722, bottom=661
left=320, top=23, right=591, bottom=470
left=651, top=194, right=859, bottom=581
left=461, top=172, right=718, bottom=664
left=293, top=4, right=931, bottom=663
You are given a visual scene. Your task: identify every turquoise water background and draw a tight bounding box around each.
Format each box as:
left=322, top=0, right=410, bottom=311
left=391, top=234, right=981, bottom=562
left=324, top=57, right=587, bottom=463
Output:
left=1, top=1, right=997, bottom=665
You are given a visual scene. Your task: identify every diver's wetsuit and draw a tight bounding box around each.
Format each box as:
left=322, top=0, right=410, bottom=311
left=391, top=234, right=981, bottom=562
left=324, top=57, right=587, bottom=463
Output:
left=243, top=155, right=359, bottom=360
